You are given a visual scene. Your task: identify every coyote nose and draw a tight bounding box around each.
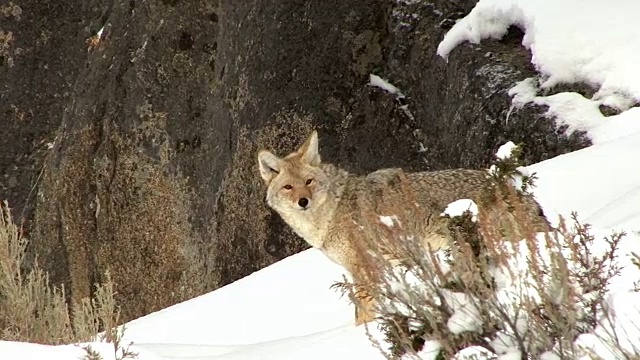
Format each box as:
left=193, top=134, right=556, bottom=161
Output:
left=298, top=197, right=309, bottom=208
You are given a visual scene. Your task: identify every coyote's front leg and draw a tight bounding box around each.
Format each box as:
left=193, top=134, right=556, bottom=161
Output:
left=351, top=282, right=376, bottom=325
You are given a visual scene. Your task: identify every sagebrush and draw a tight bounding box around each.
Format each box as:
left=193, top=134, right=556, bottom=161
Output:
left=334, top=145, right=638, bottom=359
left=0, top=201, right=125, bottom=349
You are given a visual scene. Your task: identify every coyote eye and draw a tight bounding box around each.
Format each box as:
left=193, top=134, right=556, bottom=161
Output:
left=305, top=179, right=314, bottom=185
left=283, top=184, right=293, bottom=190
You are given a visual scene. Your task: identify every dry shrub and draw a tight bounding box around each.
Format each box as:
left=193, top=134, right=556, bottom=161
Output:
left=334, top=147, right=636, bottom=360
left=0, top=201, right=124, bottom=348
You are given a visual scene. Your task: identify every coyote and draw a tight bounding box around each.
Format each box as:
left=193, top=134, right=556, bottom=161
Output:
left=257, top=131, right=549, bottom=325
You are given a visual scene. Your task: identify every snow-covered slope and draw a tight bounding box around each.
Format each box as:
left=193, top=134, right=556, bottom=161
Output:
left=2, top=0, right=640, bottom=358
left=120, top=249, right=384, bottom=360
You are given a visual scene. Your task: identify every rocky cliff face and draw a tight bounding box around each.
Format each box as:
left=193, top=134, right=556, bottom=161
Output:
left=1, top=0, right=589, bottom=322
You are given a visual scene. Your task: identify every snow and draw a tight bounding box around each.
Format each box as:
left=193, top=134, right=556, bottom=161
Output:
left=369, top=74, right=403, bottom=96
left=438, top=0, right=640, bottom=105
left=416, top=341, right=442, bottom=360
left=540, top=352, right=562, bottom=360
left=369, top=73, right=416, bottom=122
left=123, top=249, right=354, bottom=345
left=4, top=0, right=640, bottom=359
left=0, top=342, right=126, bottom=360
left=442, top=290, right=483, bottom=335
left=379, top=215, right=400, bottom=228
left=510, top=78, right=640, bottom=144
left=497, top=351, right=522, bottom=360
left=575, top=292, right=640, bottom=358
left=495, top=141, right=517, bottom=160
left=442, top=199, right=478, bottom=222
left=528, top=132, right=640, bottom=230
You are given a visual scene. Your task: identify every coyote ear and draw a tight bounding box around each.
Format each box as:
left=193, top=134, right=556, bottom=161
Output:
left=298, top=131, right=321, bottom=166
left=258, top=150, right=282, bottom=184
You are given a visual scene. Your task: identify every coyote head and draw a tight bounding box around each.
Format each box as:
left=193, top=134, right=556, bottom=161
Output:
left=257, top=131, right=332, bottom=215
